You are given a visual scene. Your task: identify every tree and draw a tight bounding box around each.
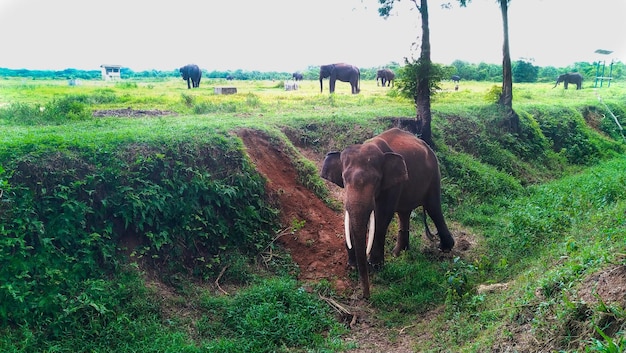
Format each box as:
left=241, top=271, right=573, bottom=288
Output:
left=513, top=60, right=538, bottom=83
left=379, top=0, right=435, bottom=148
left=497, top=1, right=513, bottom=108
left=458, top=0, right=518, bottom=131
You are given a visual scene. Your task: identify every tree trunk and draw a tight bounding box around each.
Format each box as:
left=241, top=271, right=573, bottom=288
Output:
left=498, top=0, right=519, bottom=133
left=415, top=0, right=434, bottom=148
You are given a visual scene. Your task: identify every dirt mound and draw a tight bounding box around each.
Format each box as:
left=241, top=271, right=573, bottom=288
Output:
left=236, top=128, right=351, bottom=293
left=93, top=108, right=175, bottom=117
left=579, top=264, right=626, bottom=306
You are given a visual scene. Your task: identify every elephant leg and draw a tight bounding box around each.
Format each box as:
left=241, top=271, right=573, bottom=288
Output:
left=330, top=78, right=336, bottom=93
left=423, top=199, right=455, bottom=252
left=346, top=243, right=357, bottom=270
left=393, top=210, right=411, bottom=256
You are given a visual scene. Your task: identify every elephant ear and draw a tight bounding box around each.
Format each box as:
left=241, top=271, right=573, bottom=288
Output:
left=381, top=152, right=408, bottom=190
left=321, top=152, right=344, bottom=188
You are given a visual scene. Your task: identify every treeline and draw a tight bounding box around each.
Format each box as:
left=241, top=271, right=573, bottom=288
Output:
left=1, top=59, right=623, bottom=83
left=450, top=60, right=625, bottom=83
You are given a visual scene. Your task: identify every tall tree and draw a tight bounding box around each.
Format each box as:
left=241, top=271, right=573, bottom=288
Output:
left=498, top=0, right=513, bottom=109
left=379, top=0, right=435, bottom=148
left=459, top=0, right=518, bottom=131
left=497, top=0, right=519, bottom=132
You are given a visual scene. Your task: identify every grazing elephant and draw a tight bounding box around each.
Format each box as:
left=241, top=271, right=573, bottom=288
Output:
left=319, top=63, right=360, bottom=94
left=451, top=75, right=461, bottom=83
left=292, top=72, right=303, bottom=81
left=376, top=69, right=395, bottom=87
left=226, top=75, right=234, bottom=81
left=179, top=64, right=201, bottom=89
left=321, top=128, right=455, bottom=299
left=554, top=72, right=583, bottom=90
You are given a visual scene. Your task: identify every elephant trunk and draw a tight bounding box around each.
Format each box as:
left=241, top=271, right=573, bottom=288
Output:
left=319, top=77, right=323, bottom=93
left=345, top=207, right=375, bottom=299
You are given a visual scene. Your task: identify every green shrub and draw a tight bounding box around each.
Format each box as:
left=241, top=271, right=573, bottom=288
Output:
left=0, top=136, right=280, bottom=330
left=198, top=278, right=346, bottom=353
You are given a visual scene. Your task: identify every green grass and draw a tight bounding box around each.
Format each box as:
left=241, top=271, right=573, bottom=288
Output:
left=0, top=77, right=625, bottom=352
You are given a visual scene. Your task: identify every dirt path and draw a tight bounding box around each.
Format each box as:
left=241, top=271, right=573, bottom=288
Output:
left=237, top=128, right=353, bottom=293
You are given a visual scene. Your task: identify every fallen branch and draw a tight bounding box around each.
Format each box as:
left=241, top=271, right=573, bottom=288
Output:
left=215, top=265, right=229, bottom=295
left=319, top=294, right=351, bottom=316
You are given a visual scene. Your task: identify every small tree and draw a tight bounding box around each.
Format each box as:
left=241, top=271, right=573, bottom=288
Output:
left=513, top=60, right=538, bottom=83
left=395, top=59, right=449, bottom=111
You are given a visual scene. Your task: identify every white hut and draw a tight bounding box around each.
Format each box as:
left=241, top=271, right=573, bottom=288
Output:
left=100, top=64, right=122, bottom=81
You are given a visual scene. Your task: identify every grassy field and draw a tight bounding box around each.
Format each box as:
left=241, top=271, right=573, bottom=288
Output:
left=1, top=76, right=625, bottom=352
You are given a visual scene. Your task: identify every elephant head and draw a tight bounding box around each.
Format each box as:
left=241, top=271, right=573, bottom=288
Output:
left=319, top=63, right=360, bottom=94
left=321, top=128, right=454, bottom=298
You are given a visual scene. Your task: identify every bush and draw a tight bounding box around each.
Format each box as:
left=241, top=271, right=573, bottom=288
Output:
left=0, top=136, right=280, bottom=329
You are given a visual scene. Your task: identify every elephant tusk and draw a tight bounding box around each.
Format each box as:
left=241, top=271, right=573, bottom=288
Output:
left=366, top=211, right=375, bottom=256
left=344, top=211, right=352, bottom=249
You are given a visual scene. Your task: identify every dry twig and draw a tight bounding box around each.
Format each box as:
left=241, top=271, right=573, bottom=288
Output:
left=215, top=265, right=229, bottom=295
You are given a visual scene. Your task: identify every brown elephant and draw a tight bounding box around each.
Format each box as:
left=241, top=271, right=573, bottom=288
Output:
left=321, top=128, right=455, bottom=299
left=319, top=63, right=360, bottom=94
left=376, top=68, right=395, bottom=87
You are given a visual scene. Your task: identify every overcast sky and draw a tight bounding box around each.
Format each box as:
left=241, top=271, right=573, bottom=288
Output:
left=0, top=0, right=624, bottom=72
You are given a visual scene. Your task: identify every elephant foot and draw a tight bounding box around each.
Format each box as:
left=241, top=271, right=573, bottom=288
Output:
left=392, top=245, right=408, bottom=257
left=347, top=259, right=357, bottom=271
left=439, top=236, right=455, bottom=253
left=393, top=230, right=410, bottom=256
left=368, top=261, right=383, bottom=272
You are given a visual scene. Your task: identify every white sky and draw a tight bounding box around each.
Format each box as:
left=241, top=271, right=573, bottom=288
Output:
left=0, top=0, right=624, bottom=72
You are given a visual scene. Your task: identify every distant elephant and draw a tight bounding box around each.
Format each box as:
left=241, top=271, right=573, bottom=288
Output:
left=292, top=72, right=303, bottom=81
left=376, top=69, right=395, bottom=87
left=226, top=75, right=234, bottom=81
left=321, top=128, right=455, bottom=299
left=451, top=75, right=461, bottom=83
left=179, top=64, right=201, bottom=89
left=554, top=72, right=583, bottom=90
left=319, top=63, right=360, bottom=94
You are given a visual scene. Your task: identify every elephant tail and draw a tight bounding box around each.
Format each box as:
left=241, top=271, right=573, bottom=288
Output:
left=357, top=69, right=361, bottom=93
left=423, top=209, right=436, bottom=242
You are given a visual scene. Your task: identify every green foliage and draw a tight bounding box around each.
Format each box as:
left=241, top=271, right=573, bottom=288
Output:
left=0, top=136, right=279, bottom=331
left=528, top=105, right=604, bottom=165
left=513, top=60, right=539, bottom=83
left=0, top=95, right=92, bottom=125
left=485, top=84, right=502, bottom=104
left=198, top=278, right=346, bottom=352
left=395, top=58, right=450, bottom=104
left=370, top=250, right=445, bottom=316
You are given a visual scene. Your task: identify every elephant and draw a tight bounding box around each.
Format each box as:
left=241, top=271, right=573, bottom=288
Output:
left=554, top=72, right=583, bottom=90
left=292, top=72, right=303, bottom=81
left=179, top=64, right=201, bottom=89
left=321, top=128, right=455, bottom=299
left=451, top=75, right=461, bottom=83
left=376, top=68, right=395, bottom=87
left=319, top=63, right=360, bottom=94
